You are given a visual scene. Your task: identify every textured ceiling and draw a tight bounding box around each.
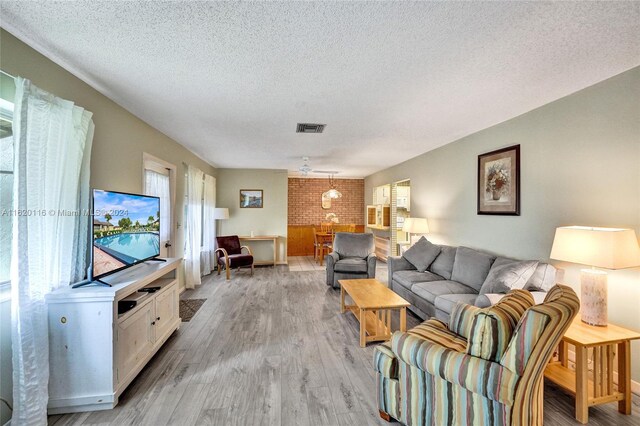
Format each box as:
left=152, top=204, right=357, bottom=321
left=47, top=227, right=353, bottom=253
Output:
left=1, top=1, right=638, bottom=177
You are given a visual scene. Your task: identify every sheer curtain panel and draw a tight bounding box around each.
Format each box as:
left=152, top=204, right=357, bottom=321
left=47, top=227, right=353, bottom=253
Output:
left=201, top=174, right=216, bottom=275
left=184, top=165, right=204, bottom=288
left=145, top=170, right=171, bottom=252
left=11, top=77, right=94, bottom=425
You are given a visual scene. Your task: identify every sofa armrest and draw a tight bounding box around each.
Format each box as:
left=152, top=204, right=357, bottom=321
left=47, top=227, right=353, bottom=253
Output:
left=391, top=332, right=518, bottom=406
left=366, top=253, right=377, bottom=278
left=326, top=252, right=339, bottom=286
left=387, top=256, right=416, bottom=289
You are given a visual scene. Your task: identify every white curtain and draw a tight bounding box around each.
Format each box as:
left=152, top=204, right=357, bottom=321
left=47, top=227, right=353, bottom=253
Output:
left=201, top=175, right=216, bottom=275
left=144, top=170, right=171, bottom=252
left=11, top=77, right=94, bottom=425
left=184, top=165, right=204, bottom=288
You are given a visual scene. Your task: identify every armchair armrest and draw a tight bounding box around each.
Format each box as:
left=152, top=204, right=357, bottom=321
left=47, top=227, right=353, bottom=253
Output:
left=214, top=248, right=230, bottom=273
left=366, top=253, right=377, bottom=278
left=240, top=245, right=253, bottom=256
left=326, top=252, right=339, bottom=286
left=214, top=247, right=228, bottom=259
left=391, top=332, right=517, bottom=406
left=387, top=256, right=416, bottom=290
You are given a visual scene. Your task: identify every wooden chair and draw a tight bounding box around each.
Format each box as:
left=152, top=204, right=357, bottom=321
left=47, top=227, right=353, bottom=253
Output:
left=313, top=227, right=333, bottom=265
left=320, top=222, right=333, bottom=233
left=312, top=227, right=321, bottom=261
left=215, top=235, right=254, bottom=280
left=334, top=224, right=356, bottom=233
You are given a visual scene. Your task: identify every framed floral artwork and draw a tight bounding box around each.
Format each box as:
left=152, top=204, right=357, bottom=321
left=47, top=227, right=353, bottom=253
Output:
left=477, top=144, right=520, bottom=215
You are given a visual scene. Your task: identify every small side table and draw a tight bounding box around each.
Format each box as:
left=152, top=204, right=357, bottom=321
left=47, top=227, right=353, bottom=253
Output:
left=544, top=317, right=640, bottom=424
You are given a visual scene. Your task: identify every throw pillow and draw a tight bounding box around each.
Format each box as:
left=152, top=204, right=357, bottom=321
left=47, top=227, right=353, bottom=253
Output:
left=479, top=260, right=539, bottom=295
left=466, top=289, right=534, bottom=362
left=450, top=247, right=497, bottom=291
left=402, top=237, right=441, bottom=273
left=525, top=263, right=557, bottom=291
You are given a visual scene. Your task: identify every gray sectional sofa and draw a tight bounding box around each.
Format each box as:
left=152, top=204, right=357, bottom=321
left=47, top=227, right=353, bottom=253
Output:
left=388, top=239, right=557, bottom=322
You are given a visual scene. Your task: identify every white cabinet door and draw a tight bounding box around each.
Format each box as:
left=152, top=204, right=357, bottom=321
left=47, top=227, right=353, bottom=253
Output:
left=154, top=283, right=178, bottom=341
left=116, top=300, right=154, bottom=385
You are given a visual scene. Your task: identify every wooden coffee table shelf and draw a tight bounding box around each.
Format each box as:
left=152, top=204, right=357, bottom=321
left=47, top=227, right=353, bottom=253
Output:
left=544, top=317, right=640, bottom=424
left=339, top=278, right=410, bottom=347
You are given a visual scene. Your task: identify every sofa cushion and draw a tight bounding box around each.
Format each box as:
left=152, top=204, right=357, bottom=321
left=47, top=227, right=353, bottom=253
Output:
left=466, top=290, right=535, bottom=362
left=525, top=263, right=557, bottom=291
left=429, top=245, right=457, bottom=280
left=219, top=253, right=253, bottom=268
left=434, top=293, right=479, bottom=316
left=450, top=247, right=496, bottom=291
left=479, top=260, right=539, bottom=294
left=393, top=270, right=443, bottom=291
left=334, top=258, right=368, bottom=273
left=411, top=280, right=477, bottom=304
left=402, top=237, right=441, bottom=272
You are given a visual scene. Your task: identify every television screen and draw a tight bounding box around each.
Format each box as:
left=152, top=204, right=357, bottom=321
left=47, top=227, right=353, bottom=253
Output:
left=92, top=189, right=161, bottom=279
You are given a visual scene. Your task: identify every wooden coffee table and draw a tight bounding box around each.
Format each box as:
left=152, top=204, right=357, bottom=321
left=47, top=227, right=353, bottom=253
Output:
left=339, top=278, right=410, bottom=347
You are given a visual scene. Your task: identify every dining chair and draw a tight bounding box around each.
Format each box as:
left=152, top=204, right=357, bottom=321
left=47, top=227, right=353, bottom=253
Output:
left=321, top=222, right=333, bottom=233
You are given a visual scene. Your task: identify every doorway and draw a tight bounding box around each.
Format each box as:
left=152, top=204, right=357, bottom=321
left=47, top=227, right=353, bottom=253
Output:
left=391, top=179, right=410, bottom=256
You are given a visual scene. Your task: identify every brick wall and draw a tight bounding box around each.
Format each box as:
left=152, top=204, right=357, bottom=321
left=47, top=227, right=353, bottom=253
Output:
left=288, top=178, right=364, bottom=225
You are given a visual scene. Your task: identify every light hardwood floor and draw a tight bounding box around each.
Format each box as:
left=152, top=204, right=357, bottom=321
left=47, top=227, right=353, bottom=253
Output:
left=49, top=265, right=639, bottom=426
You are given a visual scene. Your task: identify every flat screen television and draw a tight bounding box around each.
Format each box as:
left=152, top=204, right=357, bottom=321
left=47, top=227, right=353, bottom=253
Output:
left=92, top=189, right=161, bottom=280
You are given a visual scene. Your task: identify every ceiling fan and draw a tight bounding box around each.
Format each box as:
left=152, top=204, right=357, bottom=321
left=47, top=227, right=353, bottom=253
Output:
left=298, top=157, right=338, bottom=176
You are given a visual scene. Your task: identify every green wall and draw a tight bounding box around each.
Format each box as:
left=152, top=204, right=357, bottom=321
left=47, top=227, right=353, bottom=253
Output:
left=216, top=169, right=288, bottom=264
left=365, top=67, right=640, bottom=382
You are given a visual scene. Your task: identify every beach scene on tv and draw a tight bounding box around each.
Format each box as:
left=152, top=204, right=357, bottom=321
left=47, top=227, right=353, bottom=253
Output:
left=92, top=190, right=160, bottom=278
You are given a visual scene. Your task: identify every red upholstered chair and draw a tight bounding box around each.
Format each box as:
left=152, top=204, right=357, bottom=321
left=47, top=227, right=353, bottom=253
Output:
left=215, top=235, right=254, bottom=280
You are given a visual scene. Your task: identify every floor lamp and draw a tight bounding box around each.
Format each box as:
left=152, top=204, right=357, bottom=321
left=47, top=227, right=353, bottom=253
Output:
left=214, top=208, right=229, bottom=237
left=550, top=226, right=640, bottom=326
left=213, top=208, right=229, bottom=271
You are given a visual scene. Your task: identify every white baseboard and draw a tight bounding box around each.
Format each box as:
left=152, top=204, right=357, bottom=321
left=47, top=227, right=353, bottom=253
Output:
left=565, top=349, right=640, bottom=396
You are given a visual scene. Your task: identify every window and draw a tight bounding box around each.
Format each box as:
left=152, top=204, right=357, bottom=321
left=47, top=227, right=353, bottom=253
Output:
left=0, top=91, right=14, bottom=287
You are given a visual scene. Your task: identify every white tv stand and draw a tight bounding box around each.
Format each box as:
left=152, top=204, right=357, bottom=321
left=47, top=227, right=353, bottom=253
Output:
left=46, top=258, right=182, bottom=414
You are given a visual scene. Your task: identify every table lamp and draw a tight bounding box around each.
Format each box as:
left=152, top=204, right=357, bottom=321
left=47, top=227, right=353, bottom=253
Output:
left=550, top=226, right=640, bottom=326
left=402, top=217, right=430, bottom=245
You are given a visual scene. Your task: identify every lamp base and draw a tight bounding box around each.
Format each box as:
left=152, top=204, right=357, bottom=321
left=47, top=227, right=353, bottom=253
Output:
left=580, top=269, right=608, bottom=327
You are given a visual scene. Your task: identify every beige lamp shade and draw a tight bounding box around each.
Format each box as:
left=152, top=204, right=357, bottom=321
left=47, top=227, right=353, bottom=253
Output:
left=550, top=226, right=640, bottom=269
left=214, top=208, right=229, bottom=220
left=402, top=218, right=430, bottom=234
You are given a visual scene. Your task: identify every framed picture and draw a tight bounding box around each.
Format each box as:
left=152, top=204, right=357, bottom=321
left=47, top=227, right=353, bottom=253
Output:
left=477, top=144, right=520, bottom=215
left=239, top=189, right=263, bottom=208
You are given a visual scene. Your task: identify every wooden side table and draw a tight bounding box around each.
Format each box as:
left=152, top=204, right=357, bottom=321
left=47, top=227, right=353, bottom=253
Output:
left=238, top=235, right=278, bottom=266
left=544, top=317, right=640, bottom=424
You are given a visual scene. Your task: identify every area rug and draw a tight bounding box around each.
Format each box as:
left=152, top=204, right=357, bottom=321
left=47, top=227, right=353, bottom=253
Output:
left=179, top=298, right=206, bottom=322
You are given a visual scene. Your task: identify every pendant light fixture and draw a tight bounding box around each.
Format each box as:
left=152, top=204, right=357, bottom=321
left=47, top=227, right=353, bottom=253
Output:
left=323, top=174, right=342, bottom=199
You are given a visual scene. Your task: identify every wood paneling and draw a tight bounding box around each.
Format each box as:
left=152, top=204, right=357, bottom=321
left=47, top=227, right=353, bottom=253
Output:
left=287, top=225, right=365, bottom=256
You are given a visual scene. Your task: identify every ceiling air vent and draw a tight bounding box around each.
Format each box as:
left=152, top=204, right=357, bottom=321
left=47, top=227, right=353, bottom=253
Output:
left=296, top=123, right=326, bottom=133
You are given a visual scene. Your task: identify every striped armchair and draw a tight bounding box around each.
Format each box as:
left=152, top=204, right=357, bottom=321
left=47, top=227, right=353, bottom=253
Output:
left=374, top=285, right=579, bottom=425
